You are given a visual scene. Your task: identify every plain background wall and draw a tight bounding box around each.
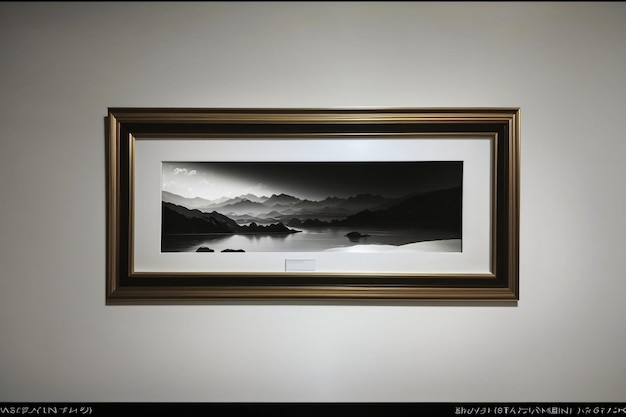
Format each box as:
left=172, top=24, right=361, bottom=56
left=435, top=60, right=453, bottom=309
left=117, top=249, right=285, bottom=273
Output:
left=1, top=2, right=625, bottom=402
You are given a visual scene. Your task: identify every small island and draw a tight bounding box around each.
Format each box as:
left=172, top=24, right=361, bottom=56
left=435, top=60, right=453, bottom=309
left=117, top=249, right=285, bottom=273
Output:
left=196, top=247, right=215, bottom=252
left=345, top=231, right=371, bottom=241
left=196, top=247, right=246, bottom=253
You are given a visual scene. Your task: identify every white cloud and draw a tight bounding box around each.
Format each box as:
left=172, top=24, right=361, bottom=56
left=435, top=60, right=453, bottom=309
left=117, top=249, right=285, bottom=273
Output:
left=173, top=168, right=197, bottom=176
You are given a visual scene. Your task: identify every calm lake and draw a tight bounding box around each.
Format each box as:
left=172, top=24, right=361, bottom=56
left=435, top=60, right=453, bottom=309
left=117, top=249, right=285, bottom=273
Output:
left=161, top=227, right=460, bottom=253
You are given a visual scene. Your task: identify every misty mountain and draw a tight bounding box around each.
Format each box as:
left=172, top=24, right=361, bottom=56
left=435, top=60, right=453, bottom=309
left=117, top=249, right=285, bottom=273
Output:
left=317, top=196, right=344, bottom=206
left=162, top=192, right=271, bottom=213
left=164, top=190, right=384, bottom=219
left=262, top=210, right=284, bottom=219
left=162, top=202, right=299, bottom=235
left=218, top=199, right=269, bottom=215
left=162, top=202, right=239, bottom=234
left=264, top=193, right=302, bottom=206
left=286, top=194, right=391, bottom=212
left=162, top=191, right=214, bottom=209
left=162, top=189, right=460, bottom=230
left=239, top=193, right=269, bottom=203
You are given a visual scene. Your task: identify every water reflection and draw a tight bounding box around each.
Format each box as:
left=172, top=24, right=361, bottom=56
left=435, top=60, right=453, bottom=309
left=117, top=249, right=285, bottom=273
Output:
left=162, top=227, right=460, bottom=253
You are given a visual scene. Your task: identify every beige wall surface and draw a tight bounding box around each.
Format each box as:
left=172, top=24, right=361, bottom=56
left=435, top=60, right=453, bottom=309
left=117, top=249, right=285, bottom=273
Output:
left=1, top=2, right=625, bottom=402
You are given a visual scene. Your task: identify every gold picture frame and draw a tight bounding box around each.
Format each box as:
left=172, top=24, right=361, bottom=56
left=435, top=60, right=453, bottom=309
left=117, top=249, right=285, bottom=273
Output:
left=106, top=107, right=520, bottom=303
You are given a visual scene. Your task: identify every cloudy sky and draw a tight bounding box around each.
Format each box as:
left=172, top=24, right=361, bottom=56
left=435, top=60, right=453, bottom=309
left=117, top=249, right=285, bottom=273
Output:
left=162, top=161, right=462, bottom=201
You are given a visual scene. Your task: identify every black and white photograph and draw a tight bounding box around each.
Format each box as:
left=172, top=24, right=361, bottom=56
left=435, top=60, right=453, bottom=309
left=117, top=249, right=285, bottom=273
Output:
left=161, top=161, right=463, bottom=254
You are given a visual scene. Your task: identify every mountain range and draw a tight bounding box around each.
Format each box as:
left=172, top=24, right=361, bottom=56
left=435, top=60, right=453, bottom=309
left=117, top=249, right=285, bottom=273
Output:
left=162, top=202, right=299, bottom=235
left=162, top=187, right=461, bottom=235
left=162, top=190, right=398, bottom=224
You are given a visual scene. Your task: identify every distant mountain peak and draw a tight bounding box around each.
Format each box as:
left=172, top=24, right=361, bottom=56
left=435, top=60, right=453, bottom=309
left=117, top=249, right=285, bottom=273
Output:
left=162, top=190, right=213, bottom=208
left=266, top=193, right=301, bottom=202
left=347, top=193, right=384, bottom=200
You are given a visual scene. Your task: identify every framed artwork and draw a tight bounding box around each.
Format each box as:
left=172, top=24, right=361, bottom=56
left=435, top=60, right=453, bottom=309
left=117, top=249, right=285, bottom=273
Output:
left=106, top=107, right=520, bottom=303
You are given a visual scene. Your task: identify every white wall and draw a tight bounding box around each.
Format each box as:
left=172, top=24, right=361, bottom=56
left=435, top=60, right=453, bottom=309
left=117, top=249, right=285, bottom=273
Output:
left=1, top=1, right=625, bottom=402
